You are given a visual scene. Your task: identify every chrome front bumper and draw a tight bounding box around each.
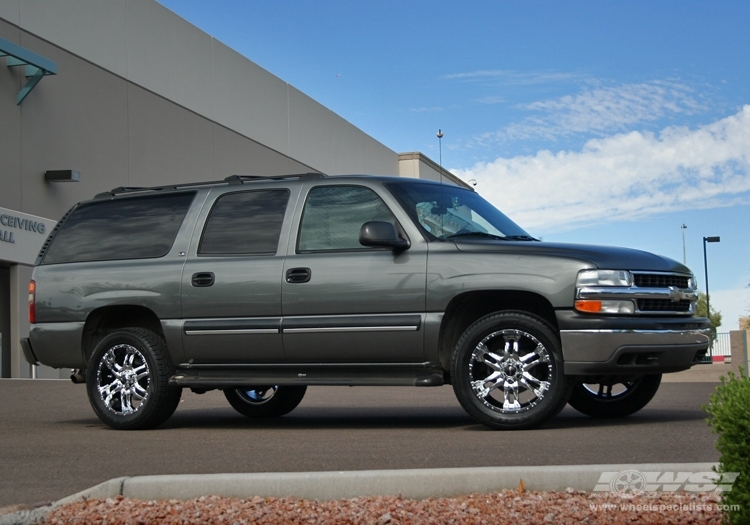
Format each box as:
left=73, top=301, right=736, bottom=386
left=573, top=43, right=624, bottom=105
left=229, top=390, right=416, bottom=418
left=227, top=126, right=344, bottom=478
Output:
left=560, top=328, right=712, bottom=376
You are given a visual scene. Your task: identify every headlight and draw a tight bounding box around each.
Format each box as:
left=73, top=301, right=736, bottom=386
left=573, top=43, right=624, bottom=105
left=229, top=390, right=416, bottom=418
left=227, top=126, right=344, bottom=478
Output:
left=576, top=270, right=633, bottom=287
left=688, top=276, right=697, bottom=290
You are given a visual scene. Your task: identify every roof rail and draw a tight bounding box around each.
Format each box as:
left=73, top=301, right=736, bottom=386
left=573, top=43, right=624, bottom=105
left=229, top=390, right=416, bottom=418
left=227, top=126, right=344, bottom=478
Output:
left=94, top=180, right=226, bottom=199
left=224, top=173, right=325, bottom=184
left=93, top=173, right=326, bottom=199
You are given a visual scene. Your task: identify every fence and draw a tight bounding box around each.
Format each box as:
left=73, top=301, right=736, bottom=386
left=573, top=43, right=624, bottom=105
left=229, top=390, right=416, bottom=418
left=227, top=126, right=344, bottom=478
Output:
left=699, top=332, right=731, bottom=363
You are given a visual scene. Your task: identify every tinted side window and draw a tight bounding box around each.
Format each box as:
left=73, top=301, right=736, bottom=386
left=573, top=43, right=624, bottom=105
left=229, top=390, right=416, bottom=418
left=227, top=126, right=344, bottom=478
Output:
left=199, top=189, right=289, bottom=255
left=42, top=192, right=195, bottom=264
left=297, top=186, right=396, bottom=252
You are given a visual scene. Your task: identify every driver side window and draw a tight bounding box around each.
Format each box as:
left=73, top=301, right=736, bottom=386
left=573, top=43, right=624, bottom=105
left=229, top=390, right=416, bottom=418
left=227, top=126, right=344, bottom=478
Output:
left=297, top=185, right=396, bottom=252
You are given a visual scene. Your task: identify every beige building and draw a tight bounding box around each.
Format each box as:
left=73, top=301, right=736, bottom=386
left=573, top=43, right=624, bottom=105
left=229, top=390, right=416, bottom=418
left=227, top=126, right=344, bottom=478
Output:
left=0, top=0, right=465, bottom=379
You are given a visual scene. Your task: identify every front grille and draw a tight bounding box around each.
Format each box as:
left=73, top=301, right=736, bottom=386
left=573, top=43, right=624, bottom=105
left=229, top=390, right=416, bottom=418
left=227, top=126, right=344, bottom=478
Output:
left=634, top=274, right=690, bottom=288
left=637, top=299, right=692, bottom=312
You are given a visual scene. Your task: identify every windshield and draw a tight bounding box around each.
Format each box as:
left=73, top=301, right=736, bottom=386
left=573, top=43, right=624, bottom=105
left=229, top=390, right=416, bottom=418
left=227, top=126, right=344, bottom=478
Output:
left=385, top=182, right=535, bottom=241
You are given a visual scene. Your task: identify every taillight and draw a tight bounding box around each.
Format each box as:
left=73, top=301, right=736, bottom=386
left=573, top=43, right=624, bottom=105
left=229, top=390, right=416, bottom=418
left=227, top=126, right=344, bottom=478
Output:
left=28, top=280, right=36, bottom=324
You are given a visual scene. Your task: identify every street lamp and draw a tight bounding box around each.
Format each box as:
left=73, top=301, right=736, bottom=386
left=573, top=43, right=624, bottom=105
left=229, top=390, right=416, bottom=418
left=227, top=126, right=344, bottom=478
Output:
left=702, top=236, right=720, bottom=322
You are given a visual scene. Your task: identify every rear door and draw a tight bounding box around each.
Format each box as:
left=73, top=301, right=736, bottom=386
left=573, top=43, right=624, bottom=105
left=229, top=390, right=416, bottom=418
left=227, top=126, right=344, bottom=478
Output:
left=180, top=185, right=298, bottom=364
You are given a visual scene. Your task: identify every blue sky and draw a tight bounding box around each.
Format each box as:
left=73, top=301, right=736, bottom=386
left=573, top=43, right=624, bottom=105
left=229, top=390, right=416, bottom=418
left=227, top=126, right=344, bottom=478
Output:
left=158, top=0, right=750, bottom=329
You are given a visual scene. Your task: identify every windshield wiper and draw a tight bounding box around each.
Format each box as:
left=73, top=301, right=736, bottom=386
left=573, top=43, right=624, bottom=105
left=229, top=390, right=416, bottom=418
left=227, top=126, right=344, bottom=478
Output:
left=445, top=231, right=506, bottom=240
left=446, top=232, right=539, bottom=241
left=503, top=235, right=539, bottom=241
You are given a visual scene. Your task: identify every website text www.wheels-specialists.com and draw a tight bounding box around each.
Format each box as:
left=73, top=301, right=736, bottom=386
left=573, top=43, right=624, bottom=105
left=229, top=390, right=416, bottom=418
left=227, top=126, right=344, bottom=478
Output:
left=589, top=502, right=740, bottom=513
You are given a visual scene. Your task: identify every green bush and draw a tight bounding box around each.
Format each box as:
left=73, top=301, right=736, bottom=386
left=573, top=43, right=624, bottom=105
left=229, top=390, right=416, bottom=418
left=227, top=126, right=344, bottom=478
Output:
left=705, top=368, right=750, bottom=524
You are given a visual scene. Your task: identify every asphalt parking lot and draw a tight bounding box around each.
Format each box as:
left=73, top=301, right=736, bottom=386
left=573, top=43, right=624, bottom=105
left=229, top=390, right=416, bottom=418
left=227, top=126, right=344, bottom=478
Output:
left=0, top=367, right=725, bottom=507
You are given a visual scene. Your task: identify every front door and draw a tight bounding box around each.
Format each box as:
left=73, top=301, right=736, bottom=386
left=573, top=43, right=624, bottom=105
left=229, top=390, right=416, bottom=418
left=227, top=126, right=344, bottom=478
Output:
left=281, top=184, right=427, bottom=363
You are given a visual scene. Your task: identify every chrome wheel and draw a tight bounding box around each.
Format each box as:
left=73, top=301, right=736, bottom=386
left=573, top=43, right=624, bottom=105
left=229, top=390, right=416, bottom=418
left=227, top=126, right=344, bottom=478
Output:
left=86, top=328, right=181, bottom=430
left=236, top=386, right=278, bottom=405
left=582, top=381, right=633, bottom=399
left=568, top=374, right=662, bottom=418
left=469, top=329, right=552, bottom=414
left=96, top=344, right=151, bottom=416
left=224, top=385, right=307, bottom=419
left=452, top=312, right=571, bottom=430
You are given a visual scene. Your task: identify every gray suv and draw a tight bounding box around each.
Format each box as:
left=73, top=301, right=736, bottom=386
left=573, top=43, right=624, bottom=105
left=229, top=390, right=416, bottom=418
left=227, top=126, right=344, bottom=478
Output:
left=21, top=174, right=711, bottom=430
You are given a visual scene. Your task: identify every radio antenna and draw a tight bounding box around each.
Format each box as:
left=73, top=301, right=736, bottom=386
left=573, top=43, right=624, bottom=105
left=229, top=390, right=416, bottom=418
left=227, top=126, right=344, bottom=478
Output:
left=437, top=129, right=444, bottom=185
left=437, top=129, right=445, bottom=235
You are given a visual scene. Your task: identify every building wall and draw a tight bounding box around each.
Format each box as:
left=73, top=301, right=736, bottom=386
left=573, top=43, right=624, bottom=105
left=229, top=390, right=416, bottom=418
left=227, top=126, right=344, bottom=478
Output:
left=729, top=330, right=749, bottom=375
left=0, top=0, right=399, bottom=179
left=0, top=266, right=9, bottom=377
left=9, top=264, right=31, bottom=377
left=398, top=152, right=471, bottom=188
left=0, top=0, right=461, bottom=378
left=0, top=18, right=322, bottom=221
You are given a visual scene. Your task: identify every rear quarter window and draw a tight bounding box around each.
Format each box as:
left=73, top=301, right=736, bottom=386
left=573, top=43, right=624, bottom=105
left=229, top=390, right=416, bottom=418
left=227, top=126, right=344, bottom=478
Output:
left=41, top=192, right=195, bottom=264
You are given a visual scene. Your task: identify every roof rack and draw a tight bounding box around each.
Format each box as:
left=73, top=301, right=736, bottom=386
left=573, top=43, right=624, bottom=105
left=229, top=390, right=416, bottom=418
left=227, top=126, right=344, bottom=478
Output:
left=94, top=173, right=326, bottom=199
left=94, top=179, right=224, bottom=199
left=224, top=173, right=325, bottom=184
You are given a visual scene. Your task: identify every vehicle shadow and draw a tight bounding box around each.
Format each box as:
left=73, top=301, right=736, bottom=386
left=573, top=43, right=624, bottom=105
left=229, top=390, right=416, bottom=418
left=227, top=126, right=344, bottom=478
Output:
left=62, top=404, right=709, bottom=432
left=542, top=407, right=709, bottom=430
left=162, top=405, right=476, bottom=430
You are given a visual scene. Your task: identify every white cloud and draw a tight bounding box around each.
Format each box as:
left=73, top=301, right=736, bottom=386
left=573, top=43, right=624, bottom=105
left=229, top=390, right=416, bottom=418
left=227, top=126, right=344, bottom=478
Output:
left=407, top=106, right=443, bottom=113
left=712, top=286, right=750, bottom=331
left=443, top=69, right=582, bottom=85
left=454, top=106, right=750, bottom=231
left=476, top=81, right=702, bottom=143
left=475, top=95, right=506, bottom=105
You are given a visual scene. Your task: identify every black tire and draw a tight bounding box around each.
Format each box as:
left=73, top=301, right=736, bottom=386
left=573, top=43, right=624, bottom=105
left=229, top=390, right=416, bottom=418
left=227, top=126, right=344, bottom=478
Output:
left=451, top=311, right=572, bottom=430
left=224, top=385, right=307, bottom=418
left=568, top=374, right=662, bottom=418
left=85, top=328, right=182, bottom=430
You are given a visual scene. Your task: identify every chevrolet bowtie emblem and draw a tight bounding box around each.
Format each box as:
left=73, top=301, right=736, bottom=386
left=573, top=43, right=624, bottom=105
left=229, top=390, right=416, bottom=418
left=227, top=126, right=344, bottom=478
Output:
left=669, top=286, right=687, bottom=302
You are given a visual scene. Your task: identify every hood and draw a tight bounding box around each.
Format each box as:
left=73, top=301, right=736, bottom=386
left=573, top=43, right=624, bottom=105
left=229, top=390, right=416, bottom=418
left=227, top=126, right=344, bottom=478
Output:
left=453, top=240, right=691, bottom=273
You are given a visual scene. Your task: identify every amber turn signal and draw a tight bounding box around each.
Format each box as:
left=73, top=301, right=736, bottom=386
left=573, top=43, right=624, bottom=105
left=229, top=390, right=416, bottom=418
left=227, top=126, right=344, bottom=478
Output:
left=575, top=300, right=602, bottom=313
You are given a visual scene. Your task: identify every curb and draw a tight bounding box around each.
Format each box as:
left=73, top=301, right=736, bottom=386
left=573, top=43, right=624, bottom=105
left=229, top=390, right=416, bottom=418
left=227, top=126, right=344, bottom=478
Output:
left=0, top=463, right=719, bottom=525
left=63, top=463, right=720, bottom=502
left=56, top=463, right=717, bottom=505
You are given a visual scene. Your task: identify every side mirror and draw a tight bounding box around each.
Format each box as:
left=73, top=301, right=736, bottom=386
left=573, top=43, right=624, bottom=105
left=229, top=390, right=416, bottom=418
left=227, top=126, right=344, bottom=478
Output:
left=359, top=221, right=410, bottom=250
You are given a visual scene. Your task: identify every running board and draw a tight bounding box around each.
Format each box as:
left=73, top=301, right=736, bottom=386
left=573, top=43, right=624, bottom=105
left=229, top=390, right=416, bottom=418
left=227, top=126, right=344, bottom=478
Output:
left=170, top=363, right=445, bottom=388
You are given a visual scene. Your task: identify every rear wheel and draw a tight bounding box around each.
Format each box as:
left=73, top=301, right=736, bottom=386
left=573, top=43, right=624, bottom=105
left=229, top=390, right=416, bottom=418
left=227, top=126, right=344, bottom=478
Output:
left=451, top=311, right=572, bottom=430
left=568, top=374, right=662, bottom=418
left=224, top=385, right=307, bottom=418
left=85, top=328, right=181, bottom=430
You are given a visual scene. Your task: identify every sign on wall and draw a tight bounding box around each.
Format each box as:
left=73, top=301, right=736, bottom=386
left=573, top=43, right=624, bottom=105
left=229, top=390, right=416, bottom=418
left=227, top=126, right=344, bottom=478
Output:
left=0, top=206, right=57, bottom=265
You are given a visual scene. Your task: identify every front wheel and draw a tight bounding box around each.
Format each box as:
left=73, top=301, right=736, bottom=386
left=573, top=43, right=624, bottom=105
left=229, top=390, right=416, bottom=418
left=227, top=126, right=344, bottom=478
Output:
left=85, top=328, right=181, bottom=430
left=224, top=385, right=307, bottom=418
left=568, top=374, right=662, bottom=418
left=451, top=312, right=572, bottom=430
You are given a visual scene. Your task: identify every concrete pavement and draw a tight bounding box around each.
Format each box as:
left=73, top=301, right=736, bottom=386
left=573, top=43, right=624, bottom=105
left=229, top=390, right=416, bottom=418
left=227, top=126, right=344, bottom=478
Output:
left=660, top=362, right=734, bottom=383
left=0, top=364, right=730, bottom=523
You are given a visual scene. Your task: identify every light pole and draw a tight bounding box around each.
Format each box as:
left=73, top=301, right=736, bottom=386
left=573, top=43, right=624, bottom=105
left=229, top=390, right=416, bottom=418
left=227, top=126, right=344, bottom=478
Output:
left=681, top=224, right=687, bottom=265
left=702, top=236, right=720, bottom=323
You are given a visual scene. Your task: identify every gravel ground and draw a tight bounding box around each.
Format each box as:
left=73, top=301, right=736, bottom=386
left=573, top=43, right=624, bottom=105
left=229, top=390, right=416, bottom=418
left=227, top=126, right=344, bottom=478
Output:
left=35, top=490, right=727, bottom=524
